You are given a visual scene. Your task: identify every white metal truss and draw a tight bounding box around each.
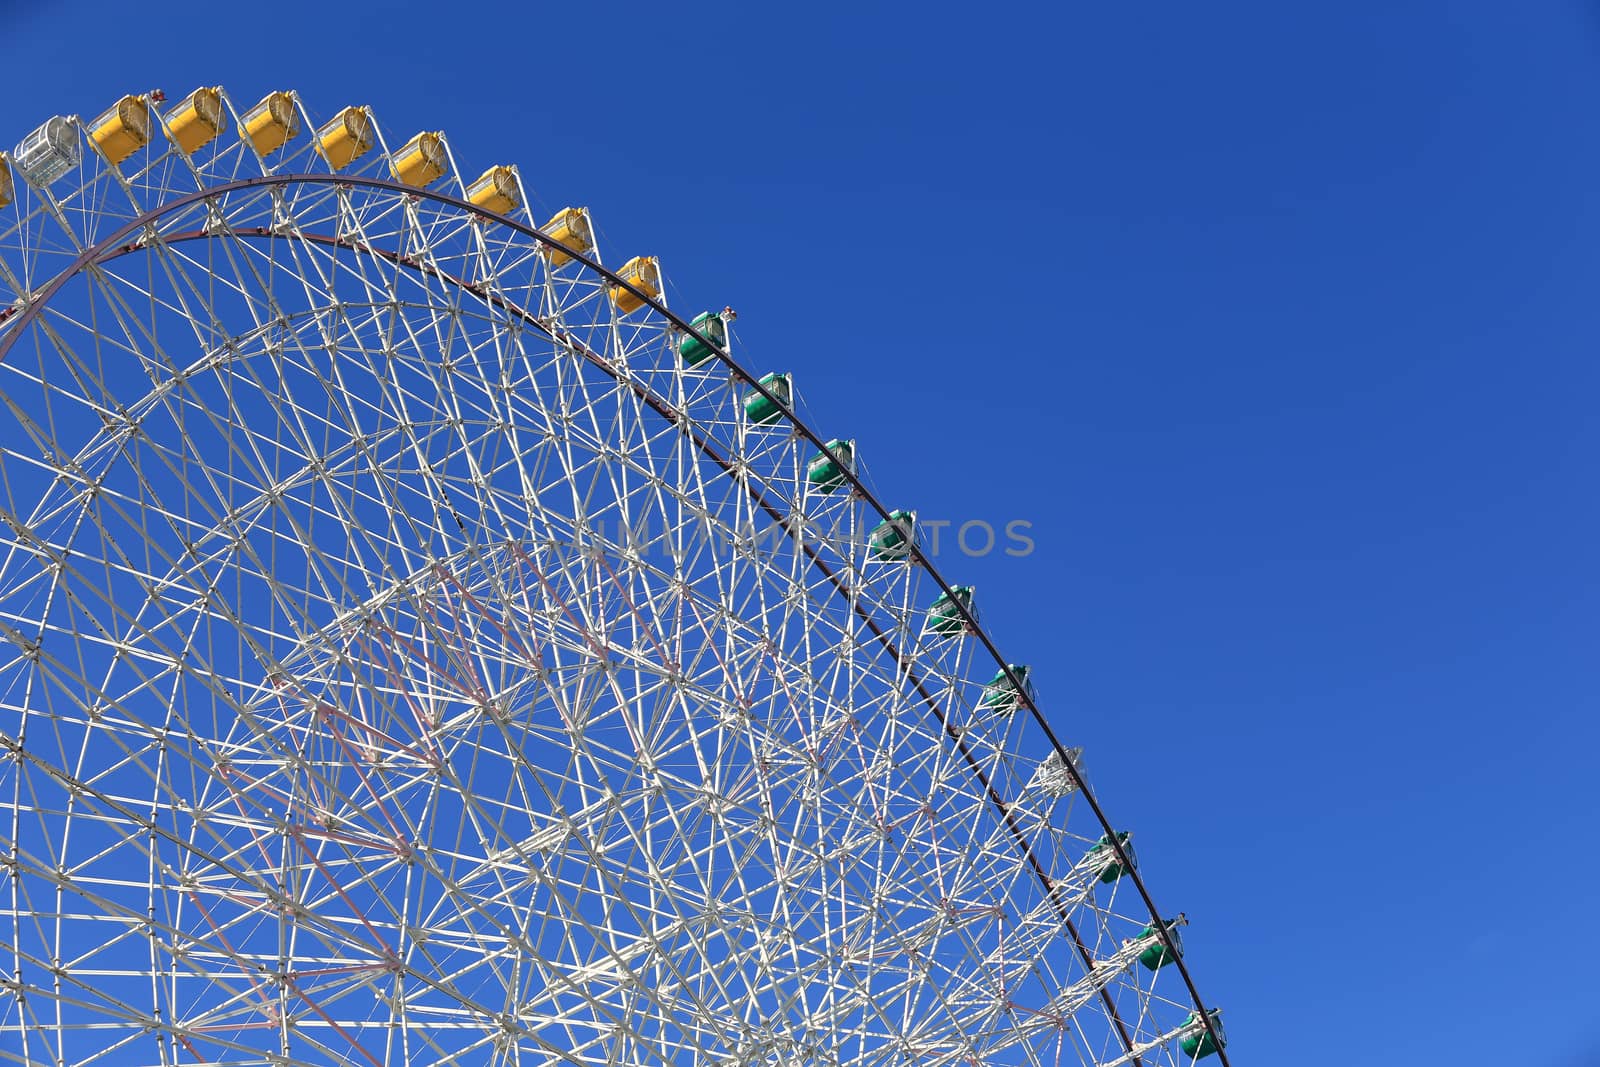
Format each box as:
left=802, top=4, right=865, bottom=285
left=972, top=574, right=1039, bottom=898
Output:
left=0, top=89, right=1223, bottom=1067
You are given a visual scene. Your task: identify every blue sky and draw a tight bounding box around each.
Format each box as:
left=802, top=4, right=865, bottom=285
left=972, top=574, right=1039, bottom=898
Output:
left=5, top=1, right=1598, bottom=1063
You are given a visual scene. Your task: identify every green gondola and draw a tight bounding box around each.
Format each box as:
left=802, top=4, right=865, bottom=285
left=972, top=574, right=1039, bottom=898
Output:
left=807, top=439, right=854, bottom=493
left=926, top=585, right=977, bottom=635
left=678, top=311, right=727, bottom=366
left=867, top=510, right=915, bottom=561
left=743, top=372, right=791, bottom=425
left=1088, top=830, right=1136, bottom=884
left=979, top=664, right=1035, bottom=713
left=1179, top=1010, right=1226, bottom=1059
left=1137, top=917, right=1185, bottom=971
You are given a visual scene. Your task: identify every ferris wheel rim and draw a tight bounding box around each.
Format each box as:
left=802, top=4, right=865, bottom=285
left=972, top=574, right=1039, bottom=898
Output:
left=0, top=169, right=1229, bottom=1067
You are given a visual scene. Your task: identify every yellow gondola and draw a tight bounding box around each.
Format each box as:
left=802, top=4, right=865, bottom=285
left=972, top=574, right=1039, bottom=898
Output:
left=89, top=95, right=151, bottom=167
left=542, top=206, right=593, bottom=267
left=242, top=91, right=298, bottom=156
left=164, top=87, right=226, bottom=155
left=609, top=256, right=661, bottom=314
left=467, top=166, right=518, bottom=214
left=391, top=131, right=446, bottom=188
left=317, top=106, right=374, bottom=171
left=0, top=156, right=12, bottom=210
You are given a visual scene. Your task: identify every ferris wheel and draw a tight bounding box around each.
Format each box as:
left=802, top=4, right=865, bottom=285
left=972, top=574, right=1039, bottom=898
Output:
left=0, top=88, right=1230, bottom=1067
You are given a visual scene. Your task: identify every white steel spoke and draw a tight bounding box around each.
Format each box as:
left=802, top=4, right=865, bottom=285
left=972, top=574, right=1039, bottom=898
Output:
left=0, top=87, right=1226, bottom=1067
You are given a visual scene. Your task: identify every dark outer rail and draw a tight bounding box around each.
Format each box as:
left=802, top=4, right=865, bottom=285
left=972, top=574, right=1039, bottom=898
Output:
left=0, top=172, right=1227, bottom=1065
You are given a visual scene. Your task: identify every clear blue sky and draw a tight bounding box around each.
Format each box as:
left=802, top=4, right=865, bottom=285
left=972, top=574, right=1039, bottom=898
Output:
left=6, top=2, right=1597, bottom=1063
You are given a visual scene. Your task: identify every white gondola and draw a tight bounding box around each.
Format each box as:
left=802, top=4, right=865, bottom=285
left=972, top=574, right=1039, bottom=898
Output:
left=12, top=116, right=79, bottom=187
